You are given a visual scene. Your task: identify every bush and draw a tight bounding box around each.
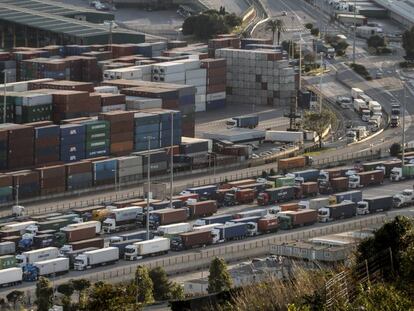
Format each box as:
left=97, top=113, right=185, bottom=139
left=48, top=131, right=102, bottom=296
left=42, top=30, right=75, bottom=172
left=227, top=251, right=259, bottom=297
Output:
left=390, top=142, right=402, bottom=156
left=305, top=23, right=313, bottom=30
left=400, top=61, right=414, bottom=68
left=350, top=63, right=372, bottom=80
left=310, top=28, right=319, bottom=36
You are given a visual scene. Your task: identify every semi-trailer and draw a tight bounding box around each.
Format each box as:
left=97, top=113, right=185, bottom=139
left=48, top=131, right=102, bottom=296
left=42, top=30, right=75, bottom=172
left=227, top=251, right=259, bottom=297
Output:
left=194, top=214, right=233, bottom=226
left=318, top=201, right=356, bottom=222
left=109, top=239, right=142, bottom=258
left=59, top=238, right=105, bottom=255
left=74, top=247, right=119, bottom=270
left=187, top=200, right=217, bottom=218
left=288, top=169, right=320, bottom=184
left=16, top=247, right=59, bottom=267
left=298, top=197, right=330, bottom=210
left=390, top=164, right=414, bottom=181
left=334, top=190, right=363, bottom=204
left=357, top=196, right=392, bottom=215
left=301, top=182, right=319, bottom=197
left=278, top=156, right=312, bottom=171
left=63, top=221, right=101, bottom=234
left=0, top=242, right=15, bottom=255
left=257, top=216, right=279, bottom=234
left=226, top=115, right=259, bottom=128
left=64, top=247, right=98, bottom=269
left=348, top=170, right=384, bottom=188
left=216, top=223, right=248, bottom=242
left=223, top=189, right=256, bottom=206
left=171, top=231, right=213, bottom=251
left=102, top=206, right=143, bottom=233
left=59, top=225, right=96, bottom=243
left=109, top=230, right=150, bottom=243
left=124, top=238, right=170, bottom=261
left=0, top=267, right=22, bottom=287
left=3, top=221, right=37, bottom=235
left=257, top=186, right=295, bottom=205
left=277, top=210, right=318, bottom=230
left=23, top=257, right=70, bottom=281
left=157, top=223, right=192, bottom=236
left=186, top=185, right=218, bottom=196
left=149, top=208, right=188, bottom=228
left=234, top=209, right=267, bottom=219
left=0, top=255, right=16, bottom=270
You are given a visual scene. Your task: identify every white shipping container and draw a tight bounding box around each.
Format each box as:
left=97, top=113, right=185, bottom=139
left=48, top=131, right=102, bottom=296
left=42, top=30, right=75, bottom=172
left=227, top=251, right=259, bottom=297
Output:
left=0, top=268, right=22, bottom=286
left=185, top=68, right=207, bottom=80
left=63, top=221, right=101, bottom=234
left=94, top=86, right=119, bottom=94
left=20, top=247, right=59, bottom=265
left=154, top=72, right=186, bottom=82
left=135, top=237, right=170, bottom=256
left=153, top=62, right=185, bottom=75
left=195, top=101, right=206, bottom=112
left=157, top=223, right=192, bottom=235
left=353, top=98, right=366, bottom=111
left=34, top=257, right=69, bottom=276
left=206, top=92, right=226, bottom=101
left=110, top=206, right=143, bottom=222
left=83, top=247, right=119, bottom=266
left=186, top=77, right=206, bottom=87
left=4, top=221, right=37, bottom=234
left=103, top=67, right=143, bottom=80
left=102, top=104, right=126, bottom=112
left=0, top=241, right=15, bottom=255
left=125, top=96, right=162, bottom=110
left=175, top=59, right=201, bottom=70
left=196, top=94, right=206, bottom=103
left=196, top=86, right=207, bottom=95
left=265, top=130, right=304, bottom=143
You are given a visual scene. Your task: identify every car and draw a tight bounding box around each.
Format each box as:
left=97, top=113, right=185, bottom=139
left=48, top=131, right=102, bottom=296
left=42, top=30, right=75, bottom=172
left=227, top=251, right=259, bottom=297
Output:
left=256, top=178, right=267, bottom=183
left=251, top=154, right=260, bottom=159
left=376, top=71, right=383, bottom=79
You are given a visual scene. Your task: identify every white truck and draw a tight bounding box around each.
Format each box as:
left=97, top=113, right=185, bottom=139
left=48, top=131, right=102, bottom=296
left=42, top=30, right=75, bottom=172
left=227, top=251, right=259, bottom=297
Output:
left=3, top=221, right=37, bottom=235
left=157, top=223, right=192, bottom=236
left=33, top=258, right=70, bottom=278
left=0, top=267, right=23, bottom=287
left=369, top=101, right=382, bottom=115
left=392, top=189, right=414, bottom=208
left=264, top=131, right=304, bottom=144
left=361, top=109, right=371, bottom=122
left=351, top=88, right=364, bottom=100
left=102, top=206, right=143, bottom=233
left=74, top=247, right=119, bottom=270
left=298, top=197, right=329, bottom=210
left=124, top=238, right=170, bottom=261
left=63, top=221, right=102, bottom=234
left=16, top=247, right=59, bottom=267
left=353, top=98, right=368, bottom=113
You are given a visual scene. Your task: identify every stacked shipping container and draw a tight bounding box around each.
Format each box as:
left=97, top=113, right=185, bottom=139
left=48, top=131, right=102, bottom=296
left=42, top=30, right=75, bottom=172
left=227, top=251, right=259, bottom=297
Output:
left=65, top=161, right=92, bottom=191
left=5, top=124, right=34, bottom=169
left=0, top=175, right=13, bottom=203
left=60, top=124, right=85, bottom=163
left=80, top=120, right=110, bottom=159
left=133, top=112, right=160, bottom=151
left=117, top=156, right=143, bottom=183
left=92, top=158, right=117, bottom=186
left=36, top=165, right=66, bottom=195
left=200, top=58, right=226, bottom=111
left=34, top=124, right=60, bottom=165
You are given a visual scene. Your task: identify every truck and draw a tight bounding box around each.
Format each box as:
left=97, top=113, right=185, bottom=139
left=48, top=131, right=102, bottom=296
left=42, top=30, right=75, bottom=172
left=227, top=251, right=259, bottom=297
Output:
left=361, top=109, right=371, bottom=122
left=257, top=186, right=295, bottom=205
left=102, top=206, right=142, bottom=233
left=216, top=223, right=248, bottom=242
left=391, top=103, right=400, bottom=116
left=157, top=223, right=192, bottom=236
left=298, top=197, right=329, bottom=210
left=357, top=196, right=393, bottom=215
left=194, top=214, right=233, bottom=226
left=301, top=182, right=318, bottom=197
left=223, top=189, right=255, bottom=206
left=318, top=201, right=356, bottom=222
left=318, top=167, right=354, bottom=185
left=392, top=189, right=414, bottom=208
left=353, top=98, right=368, bottom=113
left=288, top=169, right=320, bottom=185
left=74, top=247, right=119, bottom=270
left=186, top=185, right=218, bottom=197
left=268, top=203, right=299, bottom=214
left=334, top=190, right=363, bottom=204
left=171, top=231, right=213, bottom=251
left=369, top=101, right=381, bottom=114
left=0, top=242, right=15, bottom=256
left=234, top=209, right=267, bottom=219
left=278, top=156, right=312, bottom=171
left=226, top=115, right=259, bottom=129
left=124, top=238, right=170, bottom=261
left=0, top=268, right=22, bottom=287
left=59, top=238, right=104, bottom=256
left=257, top=216, right=279, bottom=234
left=391, top=115, right=400, bottom=128
left=110, top=230, right=151, bottom=244
left=0, top=255, right=16, bottom=270
left=265, top=131, right=304, bottom=143
left=16, top=247, right=59, bottom=267
left=187, top=200, right=217, bottom=218
left=148, top=208, right=188, bottom=229
left=110, top=239, right=142, bottom=258
left=64, top=247, right=98, bottom=269
left=3, top=221, right=37, bottom=235
left=348, top=170, right=384, bottom=188
left=275, top=176, right=295, bottom=187
left=59, top=225, right=96, bottom=243
left=351, top=87, right=363, bottom=100
left=23, top=258, right=70, bottom=281
left=63, top=221, right=101, bottom=234
left=390, top=164, right=414, bottom=181
left=277, top=210, right=318, bottom=230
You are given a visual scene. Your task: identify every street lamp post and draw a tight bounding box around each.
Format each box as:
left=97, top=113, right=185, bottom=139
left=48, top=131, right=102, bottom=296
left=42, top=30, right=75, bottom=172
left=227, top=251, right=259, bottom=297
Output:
left=146, top=136, right=153, bottom=241
left=9, top=178, right=19, bottom=207
left=169, top=112, right=174, bottom=209
left=402, top=80, right=407, bottom=167
left=112, top=168, right=118, bottom=192
left=3, top=70, right=7, bottom=124
left=352, top=0, right=356, bottom=63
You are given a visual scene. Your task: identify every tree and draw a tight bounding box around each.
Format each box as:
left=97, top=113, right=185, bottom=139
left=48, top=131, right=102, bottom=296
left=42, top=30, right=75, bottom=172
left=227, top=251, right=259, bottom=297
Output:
left=149, top=267, right=172, bottom=301
left=35, top=277, right=54, bottom=311
left=266, top=19, right=284, bottom=45
left=6, top=290, right=24, bottom=311
left=269, top=168, right=276, bottom=176
left=135, top=265, right=154, bottom=304
left=303, top=110, right=336, bottom=148
left=71, top=278, right=90, bottom=307
left=401, top=238, right=414, bottom=281
left=207, top=257, right=232, bottom=293
left=261, top=170, right=268, bottom=178
left=170, top=283, right=185, bottom=300
left=402, top=26, right=414, bottom=60
left=390, top=142, right=402, bottom=156
left=367, top=35, right=386, bottom=49
left=310, top=28, right=319, bottom=37
left=57, top=283, right=74, bottom=311
left=335, top=40, right=349, bottom=56
left=305, top=23, right=313, bottom=30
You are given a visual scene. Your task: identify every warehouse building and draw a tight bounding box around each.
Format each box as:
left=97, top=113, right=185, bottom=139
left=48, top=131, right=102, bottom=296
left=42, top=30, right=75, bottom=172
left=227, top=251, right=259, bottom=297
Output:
left=372, top=0, right=414, bottom=28
left=0, top=3, right=144, bottom=48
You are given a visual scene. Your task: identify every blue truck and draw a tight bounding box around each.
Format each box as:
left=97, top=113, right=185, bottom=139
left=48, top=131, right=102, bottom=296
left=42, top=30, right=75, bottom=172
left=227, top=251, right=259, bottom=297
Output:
left=186, top=185, right=218, bottom=198
left=194, top=214, right=233, bottom=226
left=226, top=115, right=259, bottom=129
left=289, top=169, right=320, bottom=184
left=334, top=190, right=363, bottom=204
left=216, top=223, right=248, bottom=242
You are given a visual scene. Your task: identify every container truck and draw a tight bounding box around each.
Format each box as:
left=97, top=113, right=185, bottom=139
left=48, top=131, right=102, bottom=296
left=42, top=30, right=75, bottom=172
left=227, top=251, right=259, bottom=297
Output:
left=59, top=238, right=104, bottom=256
left=59, top=225, right=96, bottom=243
left=74, top=247, right=119, bottom=270
left=334, top=190, right=363, bottom=204
left=216, top=223, right=248, bottom=242
left=230, top=216, right=276, bottom=236
left=357, top=196, right=392, bottom=215
left=257, top=216, right=279, bottom=234
left=0, top=255, right=16, bottom=270
left=149, top=208, right=188, bottom=229
left=288, top=169, right=319, bottom=184
left=391, top=115, right=400, bottom=128
left=298, top=197, right=329, bottom=210
left=171, top=231, right=213, bottom=251
left=348, top=170, right=384, bottom=188
left=390, top=164, right=414, bottom=181
left=278, top=210, right=318, bottom=230
left=63, top=221, right=101, bottom=234
left=187, top=200, right=217, bottom=218
left=194, top=214, right=233, bottom=226
left=353, top=98, right=368, bottom=113
left=257, top=186, right=295, bottom=205
left=186, top=185, right=218, bottom=197
left=0, top=242, right=15, bottom=255
left=16, top=247, right=59, bottom=267
left=124, top=238, right=170, bottom=261
left=318, top=167, right=354, bottom=185
left=351, top=87, right=364, bottom=100
left=110, top=239, right=142, bottom=258
left=278, top=156, right=312, bottom=171
left=301, top=182, right=318, bottom=197
left=3, top=221, right=37, bottom=235
left=318, top=201, right=356, bottom=222
left=265, top=131, right=304, bottom=143
left=234, top=209, right=267, bottom=219
left=157, top=223, right=192, bottom=236
left=172, top=193, right=199, bottom=202
left=23, top=258, right=70, bottom=281
left=110, top=230, right=151, bottom=244
left=392, top=189, right=414, bottom=208
left=275, top=176, right=295, bottom=187
left=226, top=115, right=259, bottom=129
left=64, top=247, right=98, bottom=269
left=0, top=267, right=22, bottom=287
left=223, top=189, right=255, bottom=206
left=102, top=206, right=142, bottom=233
left=224, top=179, right=256, bottom=188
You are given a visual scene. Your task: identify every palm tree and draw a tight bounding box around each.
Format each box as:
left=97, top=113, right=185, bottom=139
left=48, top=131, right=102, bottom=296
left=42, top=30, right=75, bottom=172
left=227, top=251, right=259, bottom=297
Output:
left=266, top=19, right=284, bottom=45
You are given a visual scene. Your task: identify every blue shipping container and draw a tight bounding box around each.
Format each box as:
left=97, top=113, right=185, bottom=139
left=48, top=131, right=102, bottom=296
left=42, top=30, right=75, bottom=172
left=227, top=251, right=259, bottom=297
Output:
left=60, top=124, right=86, bottom=137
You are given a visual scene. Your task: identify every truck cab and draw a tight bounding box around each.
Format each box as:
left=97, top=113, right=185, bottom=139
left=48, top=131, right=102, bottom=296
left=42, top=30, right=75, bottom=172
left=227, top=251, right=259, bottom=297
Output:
left=348, top=174, right=360, bottom=188
left=346, top=131, right=357, bottom=143
left=124, top=245, right=139, bottom=261
left=226, top=119, right=237, bottom=128
left=361, top=109, right=371, bottom=122
left=12, top=205, right=25, bottom=217
left=318, top=207, right=330, bottom=222
left=356, top=201, right=369, bottom=215
left=393, top=189, right=414, bottom=208
left=73, top=255, right=88, bottom=270
left=59, top=245, right=74, bottom=256
left=391, top=103, right=400, bottom=116
left=390, top=115, right=400, bottom=128
left=102, top=218, right=116, bottom=233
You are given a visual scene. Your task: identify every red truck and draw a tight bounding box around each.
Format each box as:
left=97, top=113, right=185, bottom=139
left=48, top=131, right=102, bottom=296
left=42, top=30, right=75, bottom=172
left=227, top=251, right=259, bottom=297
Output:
left=258, top=216, right=279, bottom=233
left=349, top=170, right=384, bottom=188
left=60, top=226, right=96, bottom=243
left=223, top=188, right=256, bottom=206
left=278, top=210, right=318, bottom=230
left=319, top=177, right=348, bottom=194
left=301, top=182, right=318, bottom=197
left=171, top=230, right=213, bottom=251
left=278, top=156, right=311, bottom=171
left=149, top=208, right=188, bottom=228
left=187, top=200, right=217, bottom=218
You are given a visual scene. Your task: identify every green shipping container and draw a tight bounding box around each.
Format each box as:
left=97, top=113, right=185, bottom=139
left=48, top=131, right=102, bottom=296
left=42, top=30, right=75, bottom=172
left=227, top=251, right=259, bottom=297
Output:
left=362, top=161, right=384, bottom=171
left=0, top=255, right=16, bottom=270
left=0, top=187, right=12, bottom=196
left=276, top=176, right=295, bottom=188
left=38, top=219, right=74, bottom=231
left=85, top=139, right=110, bottom=150
left=402, top=164, right=414, bottom=178
left=86, top=131, right=110, bottom=140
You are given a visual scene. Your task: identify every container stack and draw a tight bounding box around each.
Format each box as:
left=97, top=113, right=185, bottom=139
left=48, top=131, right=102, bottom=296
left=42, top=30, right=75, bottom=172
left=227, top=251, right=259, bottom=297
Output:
left=36, top=165, right=66, bottom=195
left=136, top=42, right=168, bottom=57
left=60, top=124, right=86, bottom=163
left=0, top=126, right=8, bottom=170
left=133, top=112, right=161, bottom=152
left=28, top=80, right=94, bottom=93
left=215, top=48, right=296, bottom=106
left=117, top=156, right=143, bottom=183
left=96, top=93, right=126, bottom=112
left=0, top=175, right=13, bottom=203
left=65, top=161, right=92, bottom=191
left=152, top=63, right=185, bottom=84
left=34, top=124, right=60, bottom=165
left=208, top=37, right=240, bottom=57
left=7, top=124, right=34, bottom=170
left=13, top=93, right=53, bottom=124
left=0, top=98, right=15, bottom=123
left=0, top=56, right=16, bottom=83
left=125, top=96, right=162, bottom=110
left=183, top=60, right=206, bottom=112
left=201, top=58, right=226, bottom=111
left=98, top=111, right=134, bottom=156
left=92, top=158, right=117, bottom=186
left=240, top=38, right=273, bottom=49
left=133, top=149, right=168, bottom=177
left=8, top=170, right=40, bottom=199
left=19, top=58, right=70, bottom=81
left=157, top=110, right=181, bottom=147
left=79, top=120, right=110, bottom=159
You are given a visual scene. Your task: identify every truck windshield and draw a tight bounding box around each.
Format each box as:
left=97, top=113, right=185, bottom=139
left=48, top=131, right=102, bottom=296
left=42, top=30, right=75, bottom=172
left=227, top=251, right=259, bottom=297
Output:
left=74, top=259, right=83, bottom=265
left=402, top=191, right=412, bottom=196
left=349, top=176, right=358, bottom=182
left=318, top=210, right=328, bottom=216
left=357, top=203, right=366, bottom=209
left=15, top=256, right=24, bottom=264
left=124, top=247, right=135, bottom=253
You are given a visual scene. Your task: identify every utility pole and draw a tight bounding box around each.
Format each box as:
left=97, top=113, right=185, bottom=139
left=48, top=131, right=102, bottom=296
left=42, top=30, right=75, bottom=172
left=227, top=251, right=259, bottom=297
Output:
left=169, top=112, right=174, bottom=209
left=299, top=38, right=302, bottom=90
left=146, top=136, right=152, bottom=240
left=3, top=70, right=6, bottom=124
left=352, top=0, right=356, bottom=63
left=108, top=20, right=113, bottom=53
left=402, top=80, right=407, bottom=167
left=319, top=53, right=323, bottom=114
